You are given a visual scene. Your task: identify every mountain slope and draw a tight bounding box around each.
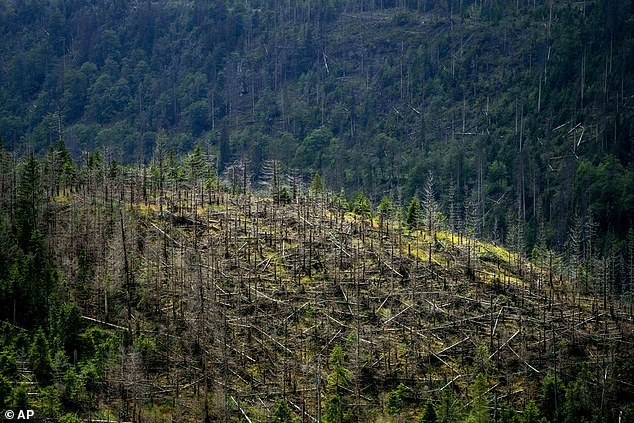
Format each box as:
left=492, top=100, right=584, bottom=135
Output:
left=1, top=0, right=633, bottom=257
left=1, top=150, right=632, bottom=421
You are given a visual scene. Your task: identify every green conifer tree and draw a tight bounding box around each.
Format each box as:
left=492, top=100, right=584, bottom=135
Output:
left=9, top=382, right=30, bottom=410
left=406, top=196, right=422, bottom=230
left=377, top=195, right=395, bottom=229
left=521, top=401, right=543, bottom=423
left=271, top=398, right=295, bottom=422
left=386, top=383, right=407, bottom=417
left=324, top=344, right=352, bottom=423
left=310, top=171, right=324, bottom=194
left=467, top=373, right=490, bottom=423
left=540, top=371, right=562, bottom=423
left=30, top=328, right=53, bottom=385
left=16, top=155, right=41, bottom=250
left=437, top=388, right=462, bottom=423
left=354, top=192, right=372, bottom=219
left=420, top=399, right=437, bottom=423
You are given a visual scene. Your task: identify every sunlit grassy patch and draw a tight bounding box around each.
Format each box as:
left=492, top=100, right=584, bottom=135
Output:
left=53, top=189, right=73, bottom=204
left=133, top=202, right=158, bottom=216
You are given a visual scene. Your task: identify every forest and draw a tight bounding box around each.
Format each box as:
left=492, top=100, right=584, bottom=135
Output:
left=0, top=140, right=633, bottom=421
left=1, top=0, right=633, bottom=255
left=1, top=0, right=634, bottom=421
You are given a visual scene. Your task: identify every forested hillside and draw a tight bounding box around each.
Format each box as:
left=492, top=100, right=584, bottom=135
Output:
left=0, top=146, right=633, bottom=421
left=1, top=0, right=633, bottom=257
left=2, top=1, right=634, bottom=420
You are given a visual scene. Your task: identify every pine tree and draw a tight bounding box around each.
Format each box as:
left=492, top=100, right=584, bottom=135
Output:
left=562, top=367, right=594, bottom=423
left=406, top=196, right=422, bottom=230
left=51, top=304, right=83, bottom=357
left=324, top=393, right=345, bottom=423
left=271, top=398, right=295, bottom=422
left=324, top=344, right=352, bottom=423
left=540, top=371, right=562, bottom=423
left=437, top=388, right=462, bottom=423
left=420, top=399, right=437, bottom=423
left=467, top=373, right=489, bottom=423
left=9, top=382, right=30, bottom=410
left=187, top=144, right=208, bottom=183
left=521, top=401, right=542, bottom=423
left=30, top=328, right=53, bottom=386
left=386, top=383, right=407, bottom=417
left=16, top=154, right=41, bottom=251
left=377, top=195, right=395, bottom=232
left=40, top=385, right=62, bottom=417
left=59, top=148, right=76, bottom=191
left=310, top=171, right=324, bottom=194
left=354, top=192, right=372, bottom=219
